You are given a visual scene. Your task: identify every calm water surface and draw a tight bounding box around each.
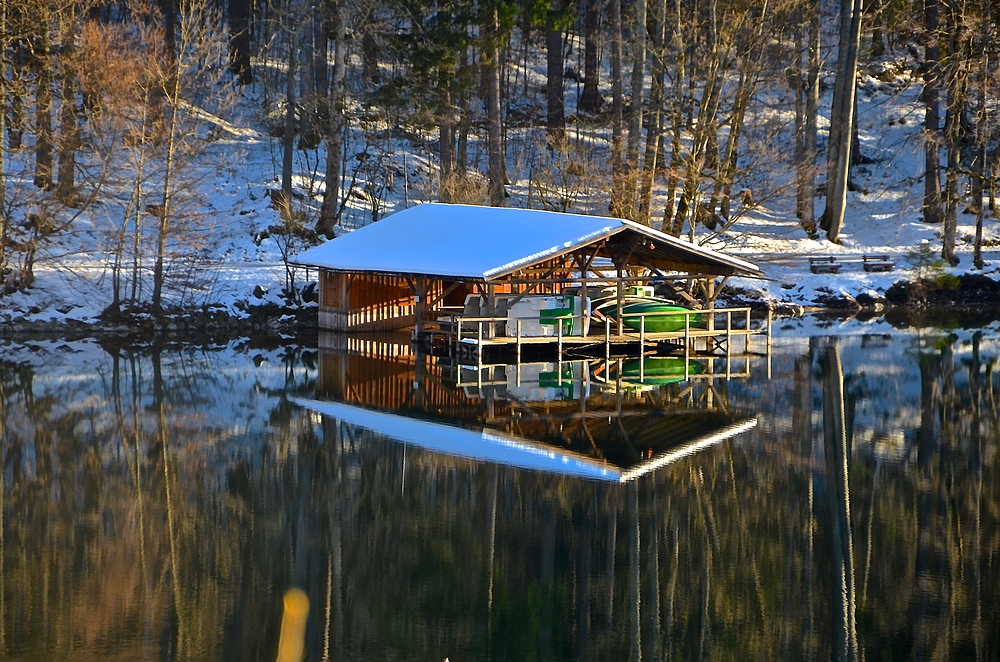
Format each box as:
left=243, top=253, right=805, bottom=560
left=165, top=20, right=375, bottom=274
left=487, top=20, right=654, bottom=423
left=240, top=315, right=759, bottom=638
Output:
left=1, top=319, right=997, bottom=661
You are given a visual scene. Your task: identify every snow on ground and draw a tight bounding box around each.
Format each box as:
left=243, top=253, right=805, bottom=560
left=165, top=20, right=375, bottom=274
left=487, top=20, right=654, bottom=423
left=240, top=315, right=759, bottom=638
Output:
left=2, top=52, right=999, bottom=327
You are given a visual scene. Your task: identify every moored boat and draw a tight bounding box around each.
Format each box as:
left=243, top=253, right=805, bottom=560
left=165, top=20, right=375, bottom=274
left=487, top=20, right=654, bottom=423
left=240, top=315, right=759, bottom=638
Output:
left=618, top=357, right=703, bottom=384
left=595, top=298, right=702, bottom=333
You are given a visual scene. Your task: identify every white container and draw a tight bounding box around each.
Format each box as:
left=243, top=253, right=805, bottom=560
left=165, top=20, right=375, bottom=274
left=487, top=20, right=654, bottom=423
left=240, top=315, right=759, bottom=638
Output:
left=505, top=362, right=590, bottom=401
left=504, top=295, right=591, bottom=337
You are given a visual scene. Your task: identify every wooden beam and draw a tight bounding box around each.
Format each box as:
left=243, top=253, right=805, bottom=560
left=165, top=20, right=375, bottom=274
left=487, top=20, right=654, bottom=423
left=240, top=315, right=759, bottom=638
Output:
left=423, top=280, right=462, bottom=309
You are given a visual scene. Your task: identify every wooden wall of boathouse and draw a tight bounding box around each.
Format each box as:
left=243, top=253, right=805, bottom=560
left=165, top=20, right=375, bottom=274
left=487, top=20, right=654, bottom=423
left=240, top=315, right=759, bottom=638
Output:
left=320, top=271, right=447, bottom=332
left=318, top=344, right=480, bottom=420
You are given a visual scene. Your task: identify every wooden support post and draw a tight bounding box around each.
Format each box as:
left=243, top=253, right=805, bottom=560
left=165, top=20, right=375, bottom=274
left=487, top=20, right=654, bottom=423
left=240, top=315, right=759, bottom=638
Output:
left=558, top=320, right=563, bottom=364
left=616, top=264, right=624, bottom=336
left=603, top=316, right=611, bottom=364
left=516, top=319, right=522, bottom=364
left=766, top=309, right=772, bottom=379
left=766, top=308, right=772, bottom=350
left=477, top=320, right=483, bottom=378
left=684, top=315, right=690, bottom=379
left=639, top=314, right=645, bottom=355
left=486, top=283, right=496, bottom=339
left=408, top=275, right=430, bottom=339
left=727, top=315, right=733, bottom=378
left=706, top=279, right=715, bottom=332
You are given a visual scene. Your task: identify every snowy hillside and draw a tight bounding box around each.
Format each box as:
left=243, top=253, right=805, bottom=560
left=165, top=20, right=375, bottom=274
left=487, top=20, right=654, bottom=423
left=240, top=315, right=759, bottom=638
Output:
left=1, top=36, right=998, bottom=328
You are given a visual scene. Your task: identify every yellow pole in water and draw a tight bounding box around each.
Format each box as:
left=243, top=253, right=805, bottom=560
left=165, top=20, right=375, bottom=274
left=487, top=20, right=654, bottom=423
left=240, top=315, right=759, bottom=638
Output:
left=277, top=588, right=310, bottom=662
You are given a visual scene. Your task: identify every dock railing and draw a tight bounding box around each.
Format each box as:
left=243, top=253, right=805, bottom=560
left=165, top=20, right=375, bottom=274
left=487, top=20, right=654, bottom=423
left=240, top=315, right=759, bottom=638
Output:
left=429, top=305, right=768, bottom=367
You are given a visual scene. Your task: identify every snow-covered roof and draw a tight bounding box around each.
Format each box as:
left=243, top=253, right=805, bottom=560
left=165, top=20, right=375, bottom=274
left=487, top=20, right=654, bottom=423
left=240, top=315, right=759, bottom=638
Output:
left=294, top=203, right=761, bottom=280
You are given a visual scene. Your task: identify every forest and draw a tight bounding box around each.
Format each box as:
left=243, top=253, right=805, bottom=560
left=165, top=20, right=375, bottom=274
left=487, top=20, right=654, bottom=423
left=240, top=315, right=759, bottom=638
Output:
left=1, top=0, right=999, bottom=311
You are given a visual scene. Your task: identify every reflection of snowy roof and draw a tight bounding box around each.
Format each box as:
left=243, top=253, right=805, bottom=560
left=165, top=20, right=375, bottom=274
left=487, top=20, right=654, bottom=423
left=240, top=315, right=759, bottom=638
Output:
left=292, top=397, right=756, bottom=483
left=294, top=203, right=761, bottom=280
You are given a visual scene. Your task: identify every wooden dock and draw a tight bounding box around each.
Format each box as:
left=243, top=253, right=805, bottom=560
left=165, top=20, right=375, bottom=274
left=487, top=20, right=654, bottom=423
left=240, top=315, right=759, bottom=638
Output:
left=418, top=306, right=772, bottom=367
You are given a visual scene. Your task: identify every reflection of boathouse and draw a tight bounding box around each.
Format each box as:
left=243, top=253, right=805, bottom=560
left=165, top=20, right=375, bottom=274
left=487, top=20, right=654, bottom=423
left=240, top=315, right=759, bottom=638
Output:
left=295, top=203, right=767, bottom=360
left=306, top=338, right=758, bottom=482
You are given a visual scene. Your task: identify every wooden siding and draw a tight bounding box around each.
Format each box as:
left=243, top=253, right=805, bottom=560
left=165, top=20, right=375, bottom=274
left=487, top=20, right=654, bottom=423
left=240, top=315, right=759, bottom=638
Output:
left=320, top=271, right=445, bottom=332
left=318, top=348, right=478, bottom=420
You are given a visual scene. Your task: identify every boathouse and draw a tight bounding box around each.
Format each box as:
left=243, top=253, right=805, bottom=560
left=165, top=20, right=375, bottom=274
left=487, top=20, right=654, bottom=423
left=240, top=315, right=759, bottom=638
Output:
left=294, top=203, right=762, bottom=335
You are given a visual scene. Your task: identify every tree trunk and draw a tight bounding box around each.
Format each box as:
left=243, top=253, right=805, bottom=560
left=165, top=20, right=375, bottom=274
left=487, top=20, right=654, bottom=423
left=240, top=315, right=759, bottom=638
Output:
left=545, top=0, right=565, bottom=138
left=940, top=17, right=964, bottom=266
left=438, top=68, right=455, bottom=202
left=712, top=67, right=752, bottom=222
left=802, top=1, right=820, bottom=235
left=637, top=0, right=665, bottom=224
left=626, top=0, right=647, bottom=174
left=318, top=0, right=346, bottom=237
left=608, top=0, right=627, bottom=216
left=820, top=0, right=863, bottom=242
left=456, top=47, right=471, bottom=177
left=794, top=27, right=807, bottom=224
left=671, top=50, right=723, bottom=238
left=713, top=0, right=773, bottom=223
left=7, top=43, right=24, bottom=150
left=485, top=7, right=505, bottom=207
left=660, top=0, right=685, bottom=231
left=869, top=0, right=886, bottom=57
left=297, top=13, right=316, bottom=149
left=361, top=29, right=380, bottom=84
left=228, top=0, right=253, bottom=85
left=160, top=0, right=177, bottom=60
left=578, top=0, right=602, bottom=114
left=0, top=4, right=7, bottom=283
left=281, top=14, right=298, bottom=211
left=152, top=70, right=182, bottom=313
left=56, top=6, right=79, bottom=206
left=973, top=51, right=986, bottom=269
left=922, top=0, right=943, bottom=225
left=34, top=18, right=53, bottom=191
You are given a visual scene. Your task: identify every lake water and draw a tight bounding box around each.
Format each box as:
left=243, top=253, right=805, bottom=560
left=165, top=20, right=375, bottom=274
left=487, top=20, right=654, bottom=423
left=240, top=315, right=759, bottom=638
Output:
left=0, top=318, right=997, bottom=661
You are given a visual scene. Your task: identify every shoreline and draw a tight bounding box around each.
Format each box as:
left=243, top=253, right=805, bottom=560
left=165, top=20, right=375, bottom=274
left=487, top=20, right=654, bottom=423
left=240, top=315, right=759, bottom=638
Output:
left=0, top=298, right=1000, bottom=347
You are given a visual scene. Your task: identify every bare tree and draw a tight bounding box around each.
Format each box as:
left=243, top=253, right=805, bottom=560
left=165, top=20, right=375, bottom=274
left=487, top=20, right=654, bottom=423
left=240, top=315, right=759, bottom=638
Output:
left=577, top=0, right=602, bottom=114
left=820, top=0, right=863, bottom=243
left=802, top=0, right=821, bottom=236
left=150, top=0, right=241, bottom=312
left=608, top=0, right=627, bottom=216
left=484, top=4, right=506, bottom=207
left=545, top=0, right=565, bottom=138
left=55, top=2, right=79, bottom=206
left=317, top=0, right=348, bottom=237
left=228, top=0, right=253, bottom=85
left=940, top=31, right=962, bottom=266
left=32, top=9, right=54, bottom=191
left=637, top=0, right=666, bottom=224
left=921, top=0, right=943, bottom=226
left=622, top=0, right=648, bottom=219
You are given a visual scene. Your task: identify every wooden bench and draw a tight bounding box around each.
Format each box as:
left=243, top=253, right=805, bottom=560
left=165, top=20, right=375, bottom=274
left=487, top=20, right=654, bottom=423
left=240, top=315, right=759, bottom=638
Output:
left=809, top=256, right=842, bottom=274
left=863, top=254, right=895, bottom=272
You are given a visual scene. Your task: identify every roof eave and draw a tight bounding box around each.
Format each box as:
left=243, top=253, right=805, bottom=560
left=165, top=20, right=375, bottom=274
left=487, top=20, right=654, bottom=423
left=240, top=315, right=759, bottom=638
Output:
left=618, top=220, right=763, bottom=277
left=481, top=224, right=623, bottom=281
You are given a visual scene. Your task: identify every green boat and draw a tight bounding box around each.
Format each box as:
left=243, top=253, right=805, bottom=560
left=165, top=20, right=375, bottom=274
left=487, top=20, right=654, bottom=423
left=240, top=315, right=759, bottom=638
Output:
left=619, top=357, right=702, bottom=385
left=596, top=298, right=701, bottom=333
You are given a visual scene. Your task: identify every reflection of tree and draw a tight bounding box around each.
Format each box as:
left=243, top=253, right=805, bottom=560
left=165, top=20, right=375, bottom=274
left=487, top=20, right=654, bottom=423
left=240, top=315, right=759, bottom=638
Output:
left=0, top=336, right=999, bottom=660
left=820, top=343, right=859, bottom=661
